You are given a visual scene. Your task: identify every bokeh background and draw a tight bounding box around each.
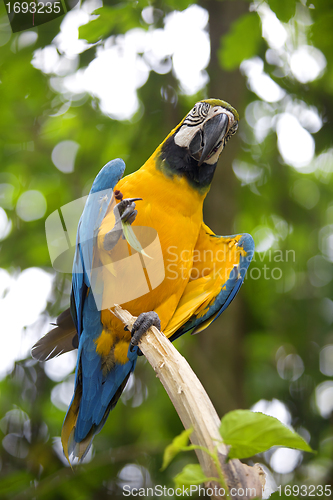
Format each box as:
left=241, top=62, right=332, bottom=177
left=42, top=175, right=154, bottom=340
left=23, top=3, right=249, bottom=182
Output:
left=0, top=0, right=332, bottom=498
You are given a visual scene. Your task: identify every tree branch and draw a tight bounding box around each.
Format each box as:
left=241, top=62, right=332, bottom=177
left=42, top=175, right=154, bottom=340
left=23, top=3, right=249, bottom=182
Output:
left=113, top=305, right=266, bottom=500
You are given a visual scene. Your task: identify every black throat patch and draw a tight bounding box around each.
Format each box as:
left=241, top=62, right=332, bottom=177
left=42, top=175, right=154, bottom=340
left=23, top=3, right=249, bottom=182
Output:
left=158, top=135, right=217, bottom=190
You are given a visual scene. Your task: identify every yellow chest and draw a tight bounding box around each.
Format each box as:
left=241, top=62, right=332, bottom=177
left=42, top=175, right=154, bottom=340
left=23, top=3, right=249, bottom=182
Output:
left=97, top=160, right=207, bottom=335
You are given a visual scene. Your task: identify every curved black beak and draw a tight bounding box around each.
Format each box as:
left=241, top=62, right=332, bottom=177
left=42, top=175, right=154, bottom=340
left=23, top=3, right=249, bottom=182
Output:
left=198, top=113, right=229, bottom=166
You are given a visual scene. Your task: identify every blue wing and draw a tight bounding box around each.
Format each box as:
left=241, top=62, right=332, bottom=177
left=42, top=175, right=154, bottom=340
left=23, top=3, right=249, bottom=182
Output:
left=62, top=159, right=141, bottom=462
left=71, top=158, right=126, bottom=337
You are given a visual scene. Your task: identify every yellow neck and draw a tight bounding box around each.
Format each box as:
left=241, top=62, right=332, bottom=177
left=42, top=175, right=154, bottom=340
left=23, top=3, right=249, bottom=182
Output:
left=139, top=144, right=210, bottom=214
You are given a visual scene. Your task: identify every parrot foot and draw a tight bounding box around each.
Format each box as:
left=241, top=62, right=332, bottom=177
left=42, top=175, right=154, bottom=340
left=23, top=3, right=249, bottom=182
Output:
left=130, top=311, right=161, bottom=352
left=117, top=197, right=142, bottom=225
left=103, top=197, right=142, bottom=251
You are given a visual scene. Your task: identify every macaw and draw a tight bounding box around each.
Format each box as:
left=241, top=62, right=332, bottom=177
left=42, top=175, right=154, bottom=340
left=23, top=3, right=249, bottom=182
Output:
left=32, top=99, right=254, bottom=463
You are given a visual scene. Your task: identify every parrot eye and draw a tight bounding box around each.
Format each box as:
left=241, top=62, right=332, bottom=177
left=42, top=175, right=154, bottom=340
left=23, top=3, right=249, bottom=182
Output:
left=224, top=121, right=238, bottom=145
left=228, top=122, right=238, bottom=137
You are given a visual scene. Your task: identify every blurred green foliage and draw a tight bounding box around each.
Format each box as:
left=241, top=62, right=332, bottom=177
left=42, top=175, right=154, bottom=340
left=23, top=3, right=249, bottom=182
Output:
left=0, top=0, right=333, bottom=498
left=218, top=13, right=262, bottom=70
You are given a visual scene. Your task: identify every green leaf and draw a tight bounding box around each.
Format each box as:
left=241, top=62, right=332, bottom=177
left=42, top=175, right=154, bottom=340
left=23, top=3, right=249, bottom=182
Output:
left=267, top=0, right=296, bottom=23
left=161, top=428, right=193, bottom=471
left=160, top=0, right=193, bottom=9
left=0, top=471, right=34, bottom=496
left=218, top=13, right=262, bottom=71
left=79, top=5, right=142, bottom=43
left=79, top=7, right=117, bottom=43
left=310, top=10, right=333, bottom=53
left=220, top=410, right=314, bottom=459
left=174, top=464, right=211, bottom=489
left=122, top=221, right=152, bottom=259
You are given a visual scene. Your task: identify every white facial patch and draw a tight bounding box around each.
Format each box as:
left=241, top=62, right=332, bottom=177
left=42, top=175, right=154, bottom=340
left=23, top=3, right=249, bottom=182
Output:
left=174, top=122, right=200, bottom=149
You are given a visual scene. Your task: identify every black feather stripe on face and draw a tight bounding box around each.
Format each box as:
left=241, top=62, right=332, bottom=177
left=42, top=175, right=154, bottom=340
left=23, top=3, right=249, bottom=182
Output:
left=182, top=102, right=210, bottom=127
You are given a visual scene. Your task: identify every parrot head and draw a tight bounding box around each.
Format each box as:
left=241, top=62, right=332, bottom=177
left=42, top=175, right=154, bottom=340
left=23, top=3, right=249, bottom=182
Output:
left=158, top=98, right=239, bottom=189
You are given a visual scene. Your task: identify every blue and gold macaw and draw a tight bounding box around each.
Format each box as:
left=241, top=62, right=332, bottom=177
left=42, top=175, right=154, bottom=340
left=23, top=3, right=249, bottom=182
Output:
left=32, top=99, right=254, bottom=463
